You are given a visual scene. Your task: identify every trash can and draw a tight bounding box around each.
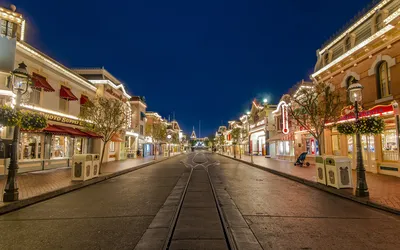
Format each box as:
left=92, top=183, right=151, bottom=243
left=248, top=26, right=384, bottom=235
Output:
left=92, top=154, right=100, bottom=178
left=164, top=150, right=169, bottom=157
left=316, top=156, right=327, bottom=185
left=325, top=156, right=353, bottom=189
left=72, top=154, right=93, bottom=181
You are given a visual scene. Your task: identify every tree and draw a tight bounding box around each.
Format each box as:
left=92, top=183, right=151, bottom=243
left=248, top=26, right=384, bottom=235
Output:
left=218, top=135, right=225, bottom=152
left=230, top=128, right=241, bottom=158
left=288, top=82, right=342, bottom=155
left=146, top=122, right=167, bottom=159
left=206, top=134, right=215, bottom=148
left=79, top=97, right=127, bottom=173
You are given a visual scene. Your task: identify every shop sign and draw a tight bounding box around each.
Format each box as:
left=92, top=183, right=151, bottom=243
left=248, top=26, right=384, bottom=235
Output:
left=340, top=104, right=394, bottom=121
left=43, top=113, right=83, bottom=126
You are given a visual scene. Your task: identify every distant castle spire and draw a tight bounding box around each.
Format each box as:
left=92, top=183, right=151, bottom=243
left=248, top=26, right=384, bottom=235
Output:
left=191, top=126, right=197, bottom=139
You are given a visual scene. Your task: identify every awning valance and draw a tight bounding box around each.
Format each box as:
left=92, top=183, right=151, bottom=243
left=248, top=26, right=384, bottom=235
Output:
left=60, top=86, right=78, bottom=101
left=83, top=130, right=102, bottom=138
left=80, top=95, right=89, bottom=105
left=54, top=125, right=89, bottom=137
left=111, top=133, right=124, bottom=142
left=32, top=73, right=55, bottom=92
left=267, top=133, right=284, bottom=142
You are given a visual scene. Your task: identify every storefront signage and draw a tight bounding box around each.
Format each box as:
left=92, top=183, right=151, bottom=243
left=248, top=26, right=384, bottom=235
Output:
left=339, top=104, right=394, bottom=121
left=43, top=113, right=83, bottom=126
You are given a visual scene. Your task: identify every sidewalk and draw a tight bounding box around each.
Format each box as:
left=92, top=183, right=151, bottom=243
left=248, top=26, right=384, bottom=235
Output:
left=0, top=153, right=182, bottom=213
left=220, top=152, right=400, bottom=214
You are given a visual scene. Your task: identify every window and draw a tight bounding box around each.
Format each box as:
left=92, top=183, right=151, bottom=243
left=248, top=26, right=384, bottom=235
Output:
left=332, top=135, right=341, bottom=155
left=347, top=136, right=353, bottom=159
left=19, top=133, right=42, bottom=160
left=377, top=61, right=391, bottom=98
left=109, top=141, right=115, bottom=152
left=375, top=13, right=383, bottom=31
left=345, top=37, right=351, bottom=51
left=346, top=76, right=355, bottom=104
left=74, top=138, right=85, bottom=155
left=51, top=135, right=71, bottom=158
left=306, top=138, right=319, bottom=155
left=0, top=19, right=14, bottom=38
left=324, top=53, right=330, bottom=65
left=140, top=125, right=144, bottom=135
left=59, top=98, right=69, bottom=112
left=382, top=129, right=398, bottom=161
left=29, top=87, right=41, bottom=105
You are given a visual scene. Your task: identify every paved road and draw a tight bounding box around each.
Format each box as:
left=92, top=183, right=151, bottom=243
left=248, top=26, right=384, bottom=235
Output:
left=0, top=155, right=187, bottom=250
left=210, top=154, right=400, bottom=250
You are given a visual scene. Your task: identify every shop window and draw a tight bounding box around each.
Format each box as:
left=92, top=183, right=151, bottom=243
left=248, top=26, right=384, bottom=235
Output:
left=74, top=138, right=85, bottom=155
left=19, top=133, right=42, bottom=160
left=125, top=136, right=130, bottom=148
left=306, top=138, right=319, bottom=155
left=377, top=61, right=391, bottom=98
left=382, top=129, right=398, bottom=161
left=59, top=98, right=69, bottom=113
left=375, top=13, right=383, bottom=31
left=332, top=135, right=341, bottom=155
left=29, top=87, right=41, bottom=105
left=52, top=135, right=71, bottom=158
left=109, top=141, right=115, bottom=152
left=347, top=136, right=353, bottom=159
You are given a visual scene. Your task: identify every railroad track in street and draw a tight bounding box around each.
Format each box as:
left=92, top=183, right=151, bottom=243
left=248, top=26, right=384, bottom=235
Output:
left=163, top=152, right=236, bottom=250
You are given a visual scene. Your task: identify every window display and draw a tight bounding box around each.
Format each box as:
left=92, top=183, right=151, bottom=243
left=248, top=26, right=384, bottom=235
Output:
left=382, top=129, right=398, bottom=161
left=74, top=138, right=84, bottom=155
left=52, top=135, right=71, bottom=158
left=19, top=133, right=42, bottom=160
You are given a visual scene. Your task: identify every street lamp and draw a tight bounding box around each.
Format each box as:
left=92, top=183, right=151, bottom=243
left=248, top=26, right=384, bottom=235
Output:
left=348, top=80, right=369, bottom=197
left=3, top=62, right=31, bottom=202
left=246, top=111, right=254, bottom=164
left=167, top=134, right=172, bottom=157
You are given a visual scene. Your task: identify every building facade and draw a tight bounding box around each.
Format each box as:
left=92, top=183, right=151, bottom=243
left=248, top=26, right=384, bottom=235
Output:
left=312, top=0, right=400, bottom=177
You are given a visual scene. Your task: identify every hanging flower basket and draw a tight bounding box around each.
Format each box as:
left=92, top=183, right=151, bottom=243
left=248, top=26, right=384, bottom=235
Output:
left=20, top=112, right=47, bottom=131
left=0, top=105, right=20, bottom=127
left=336, top=116, right=385, bottom=135
left=356, top=116, right=385, bottom=135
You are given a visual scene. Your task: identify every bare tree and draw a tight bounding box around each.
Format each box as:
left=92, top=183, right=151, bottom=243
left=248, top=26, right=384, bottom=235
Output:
left=146, top=122, right=167, bottom=159
left=79, top=97, right=127, bottom=173
left=288, top=82, right=342, bottom=155
left=230, top=127, right=241, bottom=158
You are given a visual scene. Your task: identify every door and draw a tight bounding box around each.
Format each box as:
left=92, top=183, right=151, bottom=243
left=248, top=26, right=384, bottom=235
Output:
left=361, top=135, right=375, bottom=172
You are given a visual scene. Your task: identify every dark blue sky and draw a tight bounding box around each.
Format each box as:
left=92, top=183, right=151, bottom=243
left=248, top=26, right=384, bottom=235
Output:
left=6, top=0, right=370, bottom=136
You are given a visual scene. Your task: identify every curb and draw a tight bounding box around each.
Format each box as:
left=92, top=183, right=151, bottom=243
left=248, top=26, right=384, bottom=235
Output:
left=0, top=154, right=183, bottom=216
left=218, top=154, right=400, bottom=216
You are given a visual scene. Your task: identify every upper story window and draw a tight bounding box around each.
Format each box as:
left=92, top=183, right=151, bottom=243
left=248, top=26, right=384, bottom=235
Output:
left=345, top=37, right=352, bottom=51
left=29, top=87, right=41, bottom=105
left=1, top=19, right=15, bottom=38
left=324, top=53, right=330, bottom=66
left=377, top=61, right=391, bottom=98
left=346, top=76, right=355, bottom=104
left=375, top=13, right=384, bottom=32
left=59, top=98, right=69, bottom=113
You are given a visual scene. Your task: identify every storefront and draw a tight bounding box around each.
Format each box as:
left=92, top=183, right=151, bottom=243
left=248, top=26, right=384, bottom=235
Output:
left=327, top=103, right=400, bottom=177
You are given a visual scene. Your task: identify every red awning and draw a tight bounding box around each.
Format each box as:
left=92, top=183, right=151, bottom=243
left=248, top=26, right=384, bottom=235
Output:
left=60, top=86, right=78, bottom=101
left=80, top=95, right=89, bottom=105
left=111, top=133, right=124, bottom=142
left=43, top=125, right=69, bottom=135
left=83, top=130, right=103, bottom=138
left=54, top=125, right=88, bottom=137
left=32, top=73, right=55, bottom=92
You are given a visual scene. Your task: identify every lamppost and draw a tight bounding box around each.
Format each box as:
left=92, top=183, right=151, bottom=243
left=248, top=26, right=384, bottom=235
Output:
left=246, top=111, right=254, bottom=164
left=348, top=80, right=369, bottom=197
left=3, top=62, right=31, bottom=202
left=167, top=134, right=172, bottom=157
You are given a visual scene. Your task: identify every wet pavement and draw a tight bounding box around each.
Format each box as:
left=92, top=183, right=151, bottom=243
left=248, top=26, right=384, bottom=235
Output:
left=210, top=154, right=400, bottom=250
left=0, top=155, right=186, bottom=250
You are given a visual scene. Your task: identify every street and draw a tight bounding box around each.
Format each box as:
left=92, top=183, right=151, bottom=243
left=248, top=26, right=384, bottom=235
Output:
left=0, top=152, right=399, bottom=249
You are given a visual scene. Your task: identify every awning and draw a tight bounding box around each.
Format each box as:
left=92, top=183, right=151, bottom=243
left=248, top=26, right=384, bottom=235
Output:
left=83, top=130, right=103, bottom=138
left=111, top=133, right=124, bottom=142
left=267, top=133, right=284, bottom=142
left=43, top=125, right=69, bottom=135
left=60, top=86, right=78, bottom=101
left=32, top=73, right=55, bottom=92
left=54, top=125, right=89, bottom=137
left=80, top=95, right=89, bottom=105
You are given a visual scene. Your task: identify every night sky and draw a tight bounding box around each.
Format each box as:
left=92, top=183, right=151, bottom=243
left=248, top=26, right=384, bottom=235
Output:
left=5, top=0, right=371, bottom=136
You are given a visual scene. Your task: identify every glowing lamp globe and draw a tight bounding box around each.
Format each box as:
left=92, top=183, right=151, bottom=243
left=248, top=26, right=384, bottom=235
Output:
left=12, top=62, right=30, bottom=92
left=348, top=82, right=363, bottom=103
